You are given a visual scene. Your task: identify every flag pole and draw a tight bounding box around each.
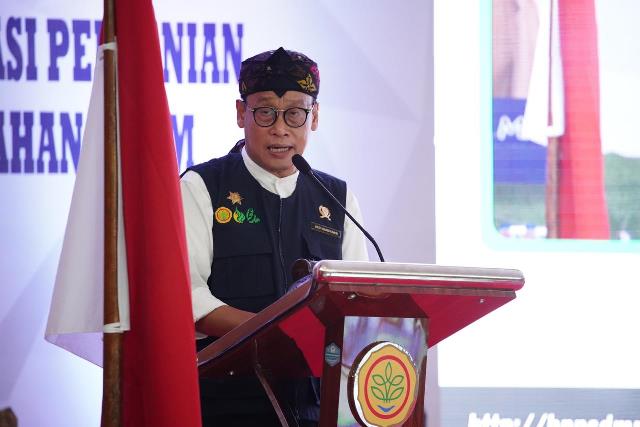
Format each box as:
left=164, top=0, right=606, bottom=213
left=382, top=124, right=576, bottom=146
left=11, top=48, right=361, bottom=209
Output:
left=101, top=0, right=122, bottom=425
left=545, top=137, right=559, bottom=238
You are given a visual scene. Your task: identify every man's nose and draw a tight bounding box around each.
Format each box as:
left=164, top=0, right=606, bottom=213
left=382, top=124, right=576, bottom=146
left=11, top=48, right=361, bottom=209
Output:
left=270, top=112, right=289, bottom=135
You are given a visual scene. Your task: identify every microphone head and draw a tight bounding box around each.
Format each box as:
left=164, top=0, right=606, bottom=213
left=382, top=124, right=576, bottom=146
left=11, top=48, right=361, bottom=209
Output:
left=292, top=154, right=312, bottom=175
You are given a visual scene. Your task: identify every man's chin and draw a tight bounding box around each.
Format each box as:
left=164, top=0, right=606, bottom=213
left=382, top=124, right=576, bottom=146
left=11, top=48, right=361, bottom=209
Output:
left=267, top=162, right=296, bottom=178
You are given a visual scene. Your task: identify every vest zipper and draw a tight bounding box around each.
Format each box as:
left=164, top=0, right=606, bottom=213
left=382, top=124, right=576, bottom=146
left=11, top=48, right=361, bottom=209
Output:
left=277, top=197, right=287, bottom=296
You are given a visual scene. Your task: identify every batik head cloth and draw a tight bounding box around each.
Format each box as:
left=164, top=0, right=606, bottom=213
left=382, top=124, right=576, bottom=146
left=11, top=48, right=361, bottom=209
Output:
left=239, top=47, right=320, bottom=99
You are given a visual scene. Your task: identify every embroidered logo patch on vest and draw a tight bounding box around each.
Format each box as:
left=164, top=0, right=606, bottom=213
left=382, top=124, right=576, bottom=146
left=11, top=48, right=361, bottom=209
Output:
left=214, top=207, right=232, bottom=224
left=233, top=207, right=261, bottom=224
left=215, top=190, right=261, bottom=225
left=311, top=222, right=341, bottom=239
left=227, top=191, right=243, bottom=205
left=319, top=205, right=331, bottom=221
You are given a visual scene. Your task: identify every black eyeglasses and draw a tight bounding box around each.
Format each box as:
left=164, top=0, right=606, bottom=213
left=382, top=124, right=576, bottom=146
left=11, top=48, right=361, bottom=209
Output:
left=247, top=105, right=315, bottom=128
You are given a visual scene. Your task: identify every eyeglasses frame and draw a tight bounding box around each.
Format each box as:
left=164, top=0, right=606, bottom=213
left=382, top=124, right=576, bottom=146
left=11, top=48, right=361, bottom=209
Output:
left=246, top=103, right=315, bottom=128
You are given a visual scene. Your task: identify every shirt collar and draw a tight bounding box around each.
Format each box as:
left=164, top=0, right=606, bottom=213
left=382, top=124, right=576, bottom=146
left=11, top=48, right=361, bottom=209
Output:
left=241, top=146, right=299, bottom=198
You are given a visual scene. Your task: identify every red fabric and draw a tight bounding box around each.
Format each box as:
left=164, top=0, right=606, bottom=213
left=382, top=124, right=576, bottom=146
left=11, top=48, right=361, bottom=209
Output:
left=557, top=0, right=610, bottom=238
left=115, top=1, right=201, bottom=425
left=278, top=307, right=326, bottom=377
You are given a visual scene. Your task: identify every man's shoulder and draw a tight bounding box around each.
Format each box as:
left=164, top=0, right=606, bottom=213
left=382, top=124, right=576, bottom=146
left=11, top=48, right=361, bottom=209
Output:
left=312, top=168, right=347, bottom=188
left=305, top=168, right=347, bottom=203
left=181, top=153, right=245, bottom=200
left=187, top=152, right=243, bottom=175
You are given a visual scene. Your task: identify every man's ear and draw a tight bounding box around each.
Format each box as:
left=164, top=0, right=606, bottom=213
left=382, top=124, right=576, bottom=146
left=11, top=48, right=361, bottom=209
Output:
left=236, top=99, right=246, bottom=128
left=311, top=102, right=319, bottom=131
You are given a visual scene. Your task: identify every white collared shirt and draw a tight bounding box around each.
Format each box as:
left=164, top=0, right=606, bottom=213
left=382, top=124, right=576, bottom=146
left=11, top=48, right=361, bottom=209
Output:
left=180, top=148, right=369, bottom=332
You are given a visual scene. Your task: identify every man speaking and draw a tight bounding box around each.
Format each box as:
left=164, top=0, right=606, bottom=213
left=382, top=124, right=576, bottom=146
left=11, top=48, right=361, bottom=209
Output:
left=180, top=47, right=368, bottom=426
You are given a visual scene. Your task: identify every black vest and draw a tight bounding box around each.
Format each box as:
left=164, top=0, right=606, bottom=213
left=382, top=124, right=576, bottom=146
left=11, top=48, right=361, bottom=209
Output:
left=188, top=153, right=344, bottom=422
left=189, top=153, right=346, bottom=315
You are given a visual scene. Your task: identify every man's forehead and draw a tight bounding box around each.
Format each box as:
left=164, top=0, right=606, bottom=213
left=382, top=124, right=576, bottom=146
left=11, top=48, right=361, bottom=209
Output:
left=248, top=91, right=314, bottom=105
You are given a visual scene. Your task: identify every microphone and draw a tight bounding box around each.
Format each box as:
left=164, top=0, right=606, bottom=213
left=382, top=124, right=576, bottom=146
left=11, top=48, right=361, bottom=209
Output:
left=292, top=154, right=385, bottom=262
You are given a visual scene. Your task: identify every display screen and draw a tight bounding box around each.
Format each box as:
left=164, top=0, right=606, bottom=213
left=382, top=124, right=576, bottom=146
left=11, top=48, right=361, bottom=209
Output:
left=492, top=0, right=640, bottom=242
left=435, top=0, right=640, bottom=425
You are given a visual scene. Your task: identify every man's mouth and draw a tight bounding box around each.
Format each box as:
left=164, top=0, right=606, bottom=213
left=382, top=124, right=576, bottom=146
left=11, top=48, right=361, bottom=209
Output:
left=268, top=146, right=292, bottom=154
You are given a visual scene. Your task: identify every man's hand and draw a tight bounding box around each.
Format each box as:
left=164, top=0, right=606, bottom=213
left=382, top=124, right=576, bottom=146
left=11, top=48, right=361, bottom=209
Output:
left=195, top=305, right=255, bottom=338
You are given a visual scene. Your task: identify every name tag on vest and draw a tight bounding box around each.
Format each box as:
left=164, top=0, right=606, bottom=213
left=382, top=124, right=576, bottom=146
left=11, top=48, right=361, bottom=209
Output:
left=311, top=222, right=342, bottom=239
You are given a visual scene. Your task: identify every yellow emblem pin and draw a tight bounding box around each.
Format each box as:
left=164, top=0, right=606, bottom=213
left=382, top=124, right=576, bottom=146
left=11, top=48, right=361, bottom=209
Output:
left=319, top=205, right=331, bottom=221
left=227, top=191, right=243, bottom=205
left=214, top=207, right=232, bottom=224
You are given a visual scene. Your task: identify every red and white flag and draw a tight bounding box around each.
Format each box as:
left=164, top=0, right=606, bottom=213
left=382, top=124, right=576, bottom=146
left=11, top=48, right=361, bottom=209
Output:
left=45, top=36, right=128, bottom=369
left=46, top=0, right=201, bottom=425
left=521, top=0, right=565, bottom=146
left=521, top=0, right=610, bottom=238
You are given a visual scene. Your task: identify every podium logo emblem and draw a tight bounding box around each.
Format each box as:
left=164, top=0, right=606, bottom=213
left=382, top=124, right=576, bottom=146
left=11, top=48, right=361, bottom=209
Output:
left=348, top=342, right=418, bottom=427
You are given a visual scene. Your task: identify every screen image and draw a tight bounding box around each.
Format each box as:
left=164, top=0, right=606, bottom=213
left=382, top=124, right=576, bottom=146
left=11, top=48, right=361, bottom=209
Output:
left=492, top=0, right=640, bottom=242
left=435, top=1, right=640, bottom=425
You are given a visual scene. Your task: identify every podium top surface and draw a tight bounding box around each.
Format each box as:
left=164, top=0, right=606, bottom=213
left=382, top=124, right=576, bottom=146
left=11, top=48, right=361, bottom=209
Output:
left=312, top=260, right=524, bottom=290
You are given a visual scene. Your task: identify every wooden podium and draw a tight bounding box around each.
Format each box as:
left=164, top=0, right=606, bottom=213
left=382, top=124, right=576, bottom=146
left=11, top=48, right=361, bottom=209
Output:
left=197, top=260, right=524, bottom=427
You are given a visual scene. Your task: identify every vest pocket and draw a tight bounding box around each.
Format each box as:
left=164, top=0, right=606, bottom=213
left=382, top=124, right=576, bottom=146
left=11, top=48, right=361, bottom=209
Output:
left=302, top=228, right=342, bottom=261
left=211, top=241, right=276, bottom=313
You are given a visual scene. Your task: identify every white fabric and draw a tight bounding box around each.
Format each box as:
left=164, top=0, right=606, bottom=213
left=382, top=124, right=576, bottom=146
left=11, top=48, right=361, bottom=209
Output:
left=45, top=44, right=130, bottom=366
left=180, top=147, right=369, bottom=335
left=102, top=41, right=117, bottom=51
left=521, top=0, right=565, bottom=145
